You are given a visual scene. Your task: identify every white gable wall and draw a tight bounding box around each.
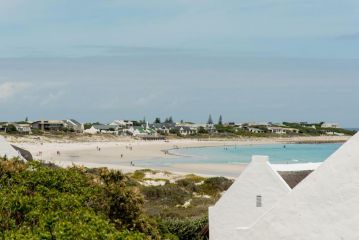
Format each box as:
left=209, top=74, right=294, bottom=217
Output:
left=244, top=133, right=359, bottom=240
left=209, top=155, right=291, bottom=240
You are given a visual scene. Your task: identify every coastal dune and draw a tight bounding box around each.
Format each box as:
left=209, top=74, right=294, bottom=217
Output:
left=9, top=135, right=349, bottom=177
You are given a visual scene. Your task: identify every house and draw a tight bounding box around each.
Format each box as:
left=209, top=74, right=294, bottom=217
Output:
left=150, top=123, right=176, bottom=134
left=64, top=119, right=83, bottom=132
left=247, top=122, right=270, bottom=127
left=224, top=122, right=243, bottom=128
left=247, top=127, right=264, bottom=134
left=209, top=156, right=291, bottom=240
left=175, top=126, right=197, bottom=136
left=13, top=123, right=32, bottom=134
left=267, top=127, right=299, bottom=134
left=31, top=120, right=65, bottom=131
left=178, top=123, right=215, bottom=132
left=109, top=120, right=133, bottom=128
left=84, top=125, right=118, bottom=134
left=325, top=131, right=345, bottom=136
left=0, top=123, right=7, bottom=132
left=127, top=125, right=157, bottom=137
left=242, top=132, right=359, bottom=239
left=321, top=122, right=340, bottom=128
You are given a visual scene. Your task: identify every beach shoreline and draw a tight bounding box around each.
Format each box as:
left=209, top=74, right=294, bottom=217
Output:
left=7, top=135, right=349, bottom=177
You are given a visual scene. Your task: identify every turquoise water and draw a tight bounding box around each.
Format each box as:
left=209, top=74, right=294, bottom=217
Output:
left=138, top=143, right=342, bottom=167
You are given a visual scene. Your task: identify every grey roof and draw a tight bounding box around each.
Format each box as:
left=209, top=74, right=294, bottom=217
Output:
left=93, top=125, right=117, bottom=130
left=175, top=126, right=193, bottom=131
left=69, top=119, right=81, bottom=126
left=150, top=123, right=176, bottom=129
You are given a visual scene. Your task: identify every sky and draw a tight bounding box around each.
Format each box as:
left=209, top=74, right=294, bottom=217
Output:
left=0, top=0, right=358, bottom=126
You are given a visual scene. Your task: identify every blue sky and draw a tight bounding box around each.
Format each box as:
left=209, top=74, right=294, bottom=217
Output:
left=0, top=0, right=358, bottom=126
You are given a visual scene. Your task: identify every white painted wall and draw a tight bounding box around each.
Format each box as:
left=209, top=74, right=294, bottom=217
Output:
left=84, top=126, right=99, bottom=134
left=209, top=155, right=291, bottom=240
left=244, top=133, right=359, bottom=240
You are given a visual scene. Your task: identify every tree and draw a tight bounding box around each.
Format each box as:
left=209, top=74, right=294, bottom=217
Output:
left=5, top=124, right=17, bottom=134
left=154, top=118, right=161, bottom=124
left=25, top=117, right=28, bottom=122
left=164, top=117, right=174, bottom=124
left=198, top=127, right=208, bottom=134
left=218, top=115, right=223, bottom=126
left=207, top=115, right=213, bottom=125
left=83, top=123, right=93, bottom=130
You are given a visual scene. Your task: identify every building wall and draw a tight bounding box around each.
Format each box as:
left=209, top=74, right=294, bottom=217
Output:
left=209, top=156, right=291, bottom=240
left=244, top=133, right=359, bottom=240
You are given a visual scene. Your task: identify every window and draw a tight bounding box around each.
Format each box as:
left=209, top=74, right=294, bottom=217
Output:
left=256, top=195, right=262, bottom=207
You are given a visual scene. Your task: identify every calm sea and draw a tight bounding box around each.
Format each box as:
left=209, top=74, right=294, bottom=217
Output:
left=346, top=128, right=359, bottom=132
left=138, top=143, right=342, bottom=167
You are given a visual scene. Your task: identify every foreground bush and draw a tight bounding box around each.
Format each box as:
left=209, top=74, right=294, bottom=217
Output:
left=159, top=216, right=208, bottom=240
left=0, top=159, right=159, bottom=239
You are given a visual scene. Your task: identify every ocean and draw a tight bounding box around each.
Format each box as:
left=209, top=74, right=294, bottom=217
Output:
left=346, top=128, right=359, bottom=132
left=138, top=143, right=342, bottom=167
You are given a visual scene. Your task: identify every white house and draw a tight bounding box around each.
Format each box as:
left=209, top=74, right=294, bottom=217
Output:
left=247, top=127, right=264, bottom=134
left=127, top=124, right=157, bottom=137
left=64, top=119, right=84, bottom=132
left=0, top=136, right=25, bottom=160
left=13, top=123, right=32, bottom=134
left=84, top=125, right=118, bottom=134
left=209, top=156, right=291, bottom=240
left=175, top=126, right=197, bottom=136
left=243, top=132, right=359, bottom=240
left=109, top=120, right=133, bottom=128
left=267, top=126, right=299, bottom=134
left=321, top=122, right=340, bottom=128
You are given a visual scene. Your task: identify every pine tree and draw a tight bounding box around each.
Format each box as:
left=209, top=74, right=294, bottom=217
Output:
left=207, top=114, right=213, bottom=124
left=218, top=115, right=223, bottom=125
left=168, top=116, right=173, bottom=123
left=154, top=118, right=161, bottom=124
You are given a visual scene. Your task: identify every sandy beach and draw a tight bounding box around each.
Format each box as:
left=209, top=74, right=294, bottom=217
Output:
left=7, top=135, right=349, bottom=177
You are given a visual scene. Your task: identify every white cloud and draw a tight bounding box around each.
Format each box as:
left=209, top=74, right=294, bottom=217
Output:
left=0, top=82, right=26, bottom=102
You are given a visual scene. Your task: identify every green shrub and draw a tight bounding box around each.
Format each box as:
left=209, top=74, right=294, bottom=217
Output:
left=198, top=177, right=233, bottom=197
left=132, top=170, right=146, bottom=180
left=0, top=160, right=159, bottom=239
left=159, top=216, right=208, bottom=240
